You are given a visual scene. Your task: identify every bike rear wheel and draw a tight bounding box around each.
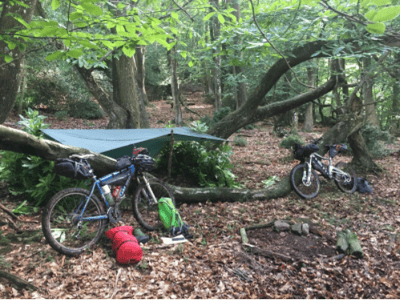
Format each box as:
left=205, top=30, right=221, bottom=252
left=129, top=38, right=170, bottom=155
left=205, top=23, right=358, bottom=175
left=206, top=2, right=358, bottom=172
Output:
left=290, top=163, right=320, bottom=199
left=334, top=162, right=357, bottom=194
left=42, top=188, right=106, bottom=256
left=132, top=178, right=175, bottom=231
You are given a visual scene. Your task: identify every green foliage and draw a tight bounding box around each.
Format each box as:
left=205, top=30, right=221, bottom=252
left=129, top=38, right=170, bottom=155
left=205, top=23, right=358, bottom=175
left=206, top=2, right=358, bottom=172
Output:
left=0, top=110, right=85, bottom=206
left=18, top=108, right=50, bottom=137
left=0, top=255, right=11, bottom=270
left=55, top=110, right=69, bottom=121
left=164, top=120, right=175, bottom=128
left=12, top=200, right=39, bottom=215
left=233, top=136, right=247, bottom=147
left=262, top=176, right=280, bottom=188
left=189, top=121, right=209, bottom=134
left=200, top=107, right=232, bottom=129
left=156, top=142, right=241, bottom=188
left=361, top=124, right=393, bottom=158
left=68, top=99, right=104, bottom=120
left=279, top=135, right=305, bottom=150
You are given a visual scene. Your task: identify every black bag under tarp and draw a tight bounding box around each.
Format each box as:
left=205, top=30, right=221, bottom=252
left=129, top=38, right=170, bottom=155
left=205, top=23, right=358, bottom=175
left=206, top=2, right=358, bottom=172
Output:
left=356, top=177, right=373, bottom=194
left=54, top=158, right=93, bottom=180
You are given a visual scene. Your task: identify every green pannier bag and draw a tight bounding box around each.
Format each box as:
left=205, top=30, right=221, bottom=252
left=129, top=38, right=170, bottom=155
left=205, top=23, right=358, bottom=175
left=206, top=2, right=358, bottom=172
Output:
left=158, top=197, right=183, bottom=230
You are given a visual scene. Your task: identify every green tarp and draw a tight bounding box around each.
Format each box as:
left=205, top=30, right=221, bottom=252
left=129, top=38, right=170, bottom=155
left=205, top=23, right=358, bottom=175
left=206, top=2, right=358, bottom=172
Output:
left=42, top=128, right=226, bottom=159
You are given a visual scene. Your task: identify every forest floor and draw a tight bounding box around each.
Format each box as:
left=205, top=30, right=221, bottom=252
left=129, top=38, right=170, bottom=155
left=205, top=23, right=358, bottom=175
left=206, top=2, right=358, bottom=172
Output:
left=1, top=92, right=400, bottom=298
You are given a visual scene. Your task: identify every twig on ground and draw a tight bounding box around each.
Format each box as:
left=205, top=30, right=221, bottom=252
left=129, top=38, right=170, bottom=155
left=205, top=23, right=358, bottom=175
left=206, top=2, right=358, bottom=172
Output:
left=109, top=268, right=122, bottom=299
left=0, top=270, right=45, bottom=293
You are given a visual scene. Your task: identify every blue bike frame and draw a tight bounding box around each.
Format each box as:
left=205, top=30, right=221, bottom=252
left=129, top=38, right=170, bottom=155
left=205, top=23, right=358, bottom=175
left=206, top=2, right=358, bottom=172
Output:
left=75, top=164, right=136, bottom=223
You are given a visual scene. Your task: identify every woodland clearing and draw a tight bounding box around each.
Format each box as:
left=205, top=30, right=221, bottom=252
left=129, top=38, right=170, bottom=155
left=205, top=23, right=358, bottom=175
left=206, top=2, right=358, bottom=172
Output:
left=1, top=93, right=400, bottom=299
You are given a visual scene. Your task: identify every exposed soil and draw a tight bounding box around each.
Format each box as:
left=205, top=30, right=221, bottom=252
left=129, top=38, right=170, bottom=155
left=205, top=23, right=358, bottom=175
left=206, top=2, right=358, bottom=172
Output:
left=247, top=228, right=336, bottom=262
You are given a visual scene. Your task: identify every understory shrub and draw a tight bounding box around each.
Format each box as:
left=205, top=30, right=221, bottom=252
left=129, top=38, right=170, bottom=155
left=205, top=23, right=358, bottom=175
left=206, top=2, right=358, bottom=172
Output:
left=233, top=136, right=247, bottom=147
left=0, top=109, right=86, bottom=206
left=279, top=134, right=305, bottom=150
left=68, top=99, right=104, bottom=120
left=360, top=124, right=393, bottom=158
left=200, top=107, right=232, bottom=128
left=156, top=142, right=241, bottom=188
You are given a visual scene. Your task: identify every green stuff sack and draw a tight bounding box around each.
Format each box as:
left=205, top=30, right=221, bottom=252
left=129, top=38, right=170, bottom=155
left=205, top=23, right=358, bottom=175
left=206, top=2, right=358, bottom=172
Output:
left=158, top=197, right=183, bottom=230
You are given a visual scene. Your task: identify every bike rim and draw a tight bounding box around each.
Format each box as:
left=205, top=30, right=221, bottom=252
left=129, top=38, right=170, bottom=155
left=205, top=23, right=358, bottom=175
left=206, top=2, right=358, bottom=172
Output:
left=136, top=182, right=173, bottom=229
left=48, top=193, right=103, bottom=251
left=293, top=167, right=319, bottom=197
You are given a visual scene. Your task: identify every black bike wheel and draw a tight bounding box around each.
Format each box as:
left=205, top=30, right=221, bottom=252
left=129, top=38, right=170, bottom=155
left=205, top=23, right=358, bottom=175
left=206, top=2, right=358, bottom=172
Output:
left=290, top=164, right=320, bottom=199
left=42, top=188, right=106, bottom=256
left=334, top=162, right=357, bottom=194
left=132, top=178, right=175, bottom=231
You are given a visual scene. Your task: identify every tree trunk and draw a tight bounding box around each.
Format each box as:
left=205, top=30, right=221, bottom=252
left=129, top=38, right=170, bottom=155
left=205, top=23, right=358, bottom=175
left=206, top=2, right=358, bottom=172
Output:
left=391, top=79, right=400, bottom=136
left=167, top=44, right=183, bottom=126
left=76, top=67, right=128, bottom=129
left=0, top=0, right=38, bottom=124
left=362, top=56, right=380, bottom=127
left=112, top=55, right=141, bottom=128
left=274, top=72, right=293, bottom=131
left=211, top=0, right=222, bottom=109
left=134, top=45, right=150, bottom=128
left=231, top=0, right=247, bottom=109
left=303, top=67, right=316, bottom=132
left=17, top=66, right=27, bottom=116
left=348, top=129, right=382, bottom=172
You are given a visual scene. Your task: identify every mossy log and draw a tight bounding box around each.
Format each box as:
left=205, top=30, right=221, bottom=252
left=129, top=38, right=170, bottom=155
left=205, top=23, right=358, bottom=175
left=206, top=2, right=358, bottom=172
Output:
left=336, top=231, right=349, bottom=254
left=336, top=230, right=363, bottom=258
left=240, top=228, right=249, bottom=244
left=346, top=231, right=363, bottom=258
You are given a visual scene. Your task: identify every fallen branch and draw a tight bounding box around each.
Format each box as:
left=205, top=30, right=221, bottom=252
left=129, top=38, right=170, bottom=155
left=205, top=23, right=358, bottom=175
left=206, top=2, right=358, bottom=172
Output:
left=109, top=268, right=122, bottom=299
left=179, top=95, right=201, bottom=117
left=0, top=204, right=19, bottom=219
left=0, top=270, right=44, bottom=293
left=240, top=228, right=249, bottom=244
left=245, top=221, right=275, bottom=231
left=243, top=161, right=270, bottom=166
left=322, top=254, right=345, bottom=263
left=5, top=216, right=21, bottom=233
left=309, top=226, right=335, bottom=243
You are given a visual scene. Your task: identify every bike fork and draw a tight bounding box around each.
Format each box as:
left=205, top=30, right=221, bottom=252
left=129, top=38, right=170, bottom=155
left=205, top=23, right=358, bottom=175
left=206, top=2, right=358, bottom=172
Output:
left=142, top=176, right=158, bottom=205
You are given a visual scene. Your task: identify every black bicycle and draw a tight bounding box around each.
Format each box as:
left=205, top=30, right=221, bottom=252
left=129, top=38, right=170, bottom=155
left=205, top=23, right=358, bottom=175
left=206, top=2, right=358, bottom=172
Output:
left=290, top=139, right=357, bottom=199
left=42, top=147, right=175, bottom=256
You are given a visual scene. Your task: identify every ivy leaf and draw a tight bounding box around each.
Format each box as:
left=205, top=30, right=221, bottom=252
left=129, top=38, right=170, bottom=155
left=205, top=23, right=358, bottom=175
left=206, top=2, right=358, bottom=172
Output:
left=217, top=14, right=225, bottom=24
left=180, top=51, right=187, bottom=58
left=373, top=5, right=400, bottom=22
left=203, top=12, right=215, bottom=21
left=171, top=11, right=179, bottom=20
left=51, top=0, right=60, bottom=10
left=366, top=22, right=386, bottom=34
left=81, top=3, right=103, bottom=16
left=45, top=51, right=64, bottom=61
left=188, top=61, right=194, bottom=67
left=4, top=55, right=13, bottom=63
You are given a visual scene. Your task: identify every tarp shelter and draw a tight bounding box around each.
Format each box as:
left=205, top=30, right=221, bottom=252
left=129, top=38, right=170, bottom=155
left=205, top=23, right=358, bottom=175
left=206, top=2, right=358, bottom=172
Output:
left=42, top=128, right=226, bottom=159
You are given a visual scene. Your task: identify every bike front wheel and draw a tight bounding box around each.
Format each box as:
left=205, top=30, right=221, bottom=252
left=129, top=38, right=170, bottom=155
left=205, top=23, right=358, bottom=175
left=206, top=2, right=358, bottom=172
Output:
left=290, top=164, right=320, bottom=199
left=132, top=178, right=175, bottom=231
left=42, top=188, right=106, bottom=256
left=334, top=162, right=357, bottom=194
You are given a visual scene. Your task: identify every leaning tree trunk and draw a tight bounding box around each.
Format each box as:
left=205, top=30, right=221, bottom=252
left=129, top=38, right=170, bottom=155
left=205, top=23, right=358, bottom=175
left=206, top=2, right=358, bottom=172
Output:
left=0, top=0, right=37, bottom=124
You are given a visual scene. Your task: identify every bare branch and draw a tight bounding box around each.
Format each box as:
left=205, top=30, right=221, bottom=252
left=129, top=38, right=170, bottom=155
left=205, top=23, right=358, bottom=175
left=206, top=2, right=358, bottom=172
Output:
left=248, top=0, right=314, bottom=89
left=171, top=0, right=194, bottom=21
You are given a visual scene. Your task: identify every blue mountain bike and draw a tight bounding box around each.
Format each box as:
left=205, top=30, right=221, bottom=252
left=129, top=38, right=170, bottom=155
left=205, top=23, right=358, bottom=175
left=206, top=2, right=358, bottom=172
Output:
left=42, top=151, right=174, bottom=256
